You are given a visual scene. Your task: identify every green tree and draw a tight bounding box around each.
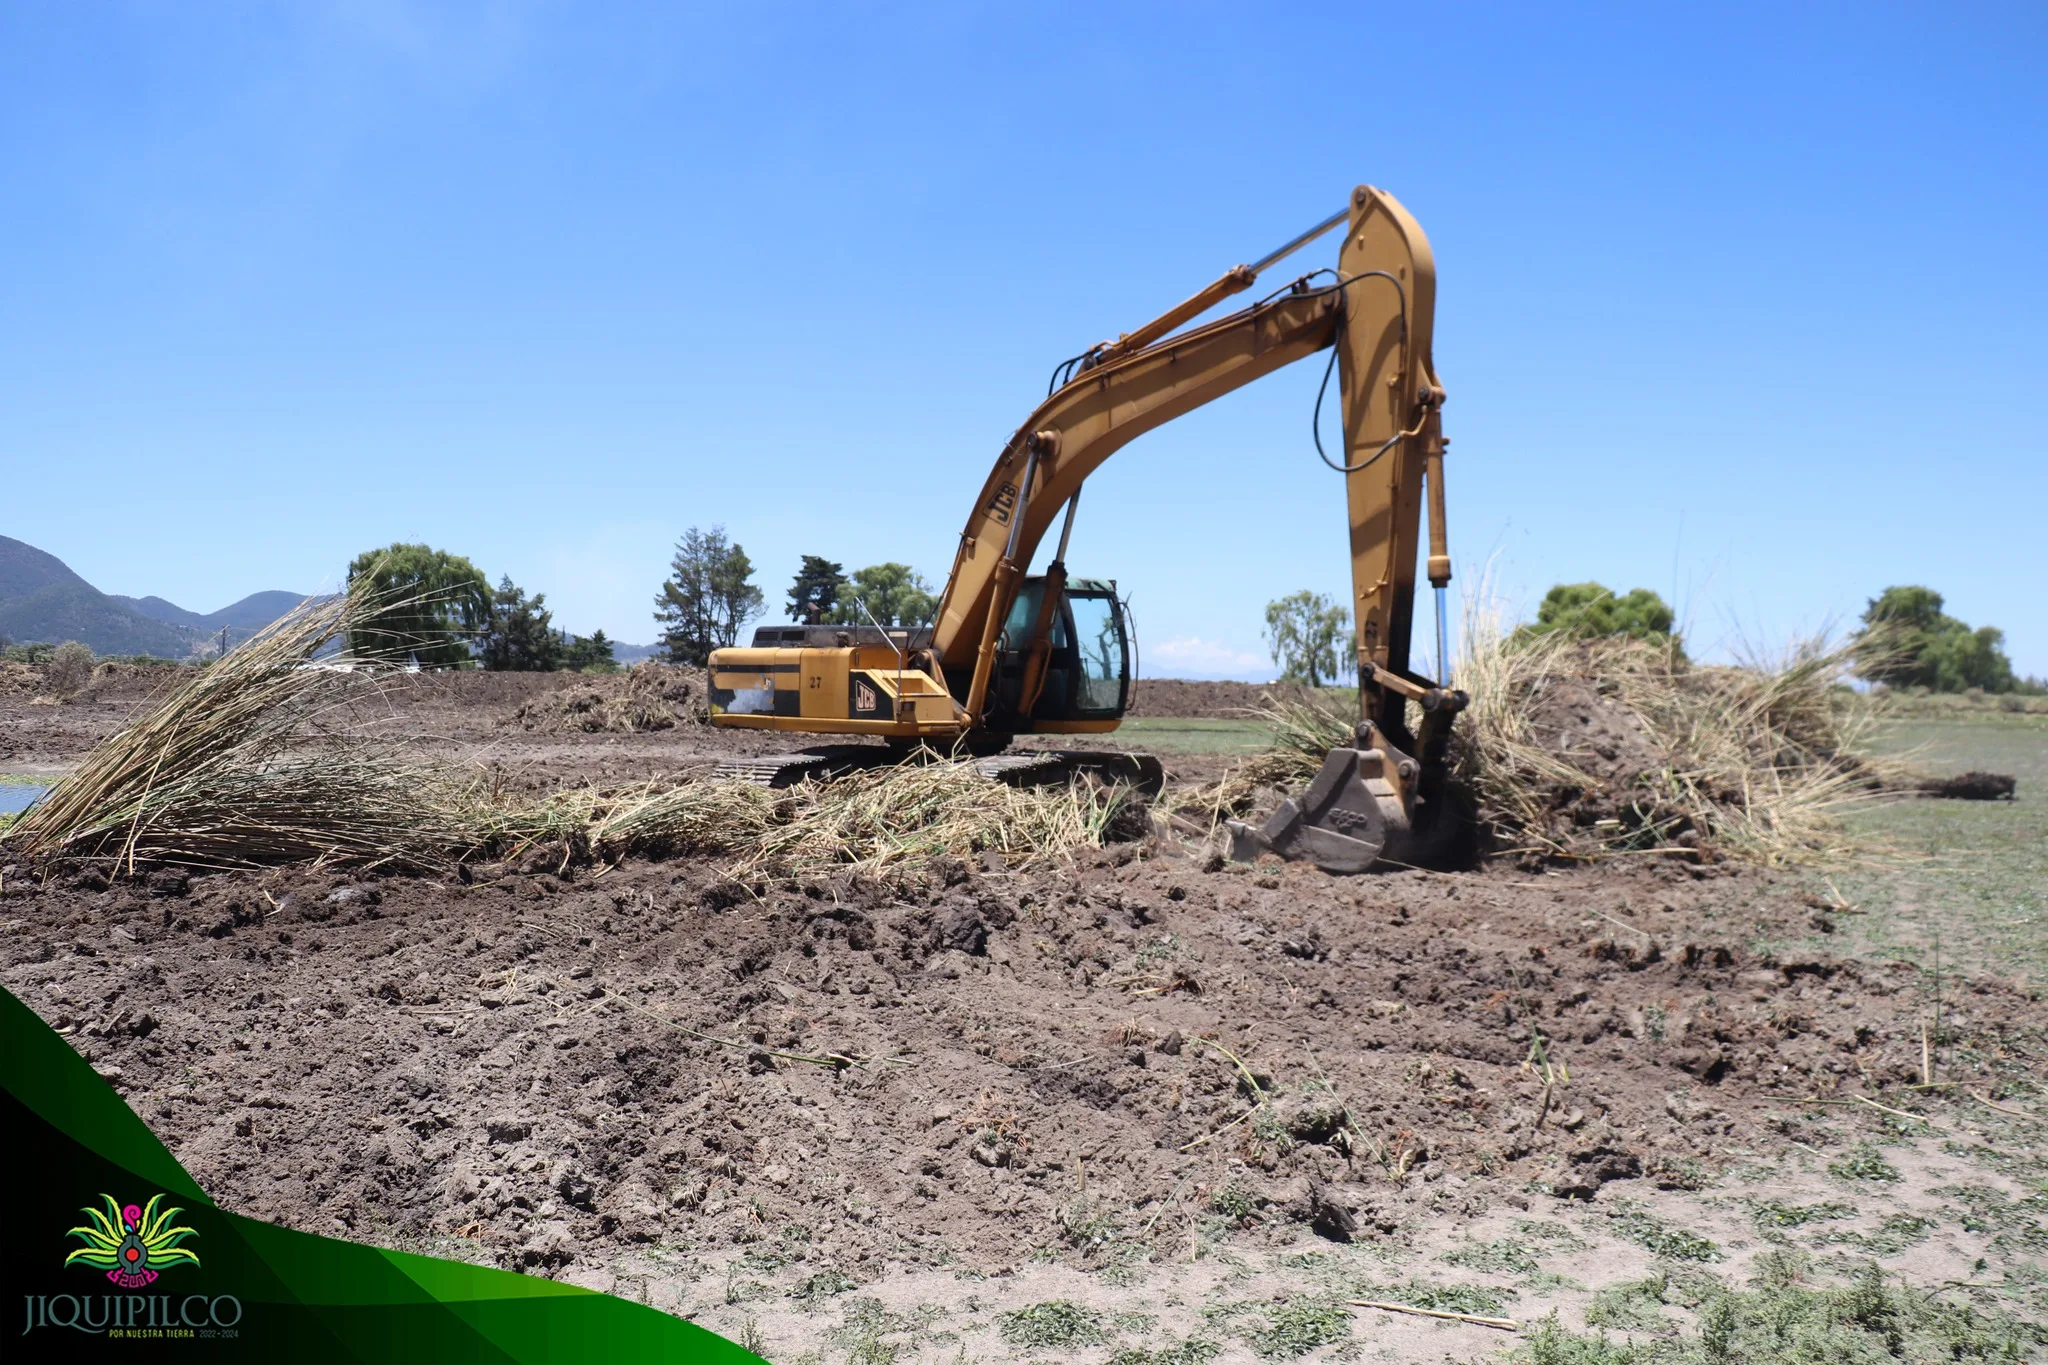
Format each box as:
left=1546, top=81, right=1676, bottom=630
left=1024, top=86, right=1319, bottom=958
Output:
left=561, top=629, right=619, bottom=673
left=346, top=543, right=490, bottom=669
left=1263, top=591, right=1349, bottom=687
left=1854, top=585, right=2018, bottom=693
left=654, top=525, right=765, bottom=665
left=1526, top=582, right=1678, bottom=644
left=788, top=555, right=848, bottom=624
left=826, top=563, right=940, bottom=628
left=477, top=575, right=562, bottom=671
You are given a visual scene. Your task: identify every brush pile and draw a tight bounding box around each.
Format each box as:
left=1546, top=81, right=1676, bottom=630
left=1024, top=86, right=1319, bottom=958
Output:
left=511, top=662, right=706, bottom=733
left=1188, top=614, right=1879, bottom=866
left=1454, top=625, right=1877, bottom=863
left=460, top=754, right=1138, bottom=877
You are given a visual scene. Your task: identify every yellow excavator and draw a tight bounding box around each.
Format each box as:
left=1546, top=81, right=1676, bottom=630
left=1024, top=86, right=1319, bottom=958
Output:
left=708, top=183, right=1468, bottom=873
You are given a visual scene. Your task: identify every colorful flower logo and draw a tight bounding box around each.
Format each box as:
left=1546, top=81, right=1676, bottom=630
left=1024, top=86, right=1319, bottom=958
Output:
left=65, top=1194, right=200, bottom=1289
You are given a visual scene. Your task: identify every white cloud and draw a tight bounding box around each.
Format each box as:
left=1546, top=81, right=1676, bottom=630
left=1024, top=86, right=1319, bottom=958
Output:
left=1146, top=637, right=1272, bottom=682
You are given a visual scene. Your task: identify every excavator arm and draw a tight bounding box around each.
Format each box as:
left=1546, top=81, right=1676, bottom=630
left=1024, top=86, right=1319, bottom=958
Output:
left=934, top=186, right=1458, bottom=746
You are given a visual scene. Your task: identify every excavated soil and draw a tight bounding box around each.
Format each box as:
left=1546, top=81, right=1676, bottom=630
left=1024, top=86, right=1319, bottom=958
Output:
left=3, top=664, right=2045, bottom=1357
left=3, top=844, right=2041, bottom=1283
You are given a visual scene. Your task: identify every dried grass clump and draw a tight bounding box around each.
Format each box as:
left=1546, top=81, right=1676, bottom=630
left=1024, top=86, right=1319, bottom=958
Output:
left=1453, top=595, right=1879, bottom=864
left=745, top=755, right=1135, bottom=873
left=1166, top=695, right=1347, bottom=828
left=1177, top=598, right=1880, bottom=867
left=3, top=587, right=457, bottom=873
left=445, top=757, right=1129, bottom=875
left=458, top=777, right=782, bottom=868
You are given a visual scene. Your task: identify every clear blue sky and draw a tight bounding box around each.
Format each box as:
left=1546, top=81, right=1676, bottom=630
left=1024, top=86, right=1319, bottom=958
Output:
left=4, top=2, right=2043, bottom=678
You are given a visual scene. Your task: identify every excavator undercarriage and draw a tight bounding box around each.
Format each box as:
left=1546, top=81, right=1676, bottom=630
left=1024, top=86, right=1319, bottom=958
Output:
left=708, top=183, right=1469, bottom=874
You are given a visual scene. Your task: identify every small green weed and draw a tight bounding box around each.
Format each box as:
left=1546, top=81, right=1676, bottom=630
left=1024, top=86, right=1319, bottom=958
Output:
left=999, top=1300, right=1105, bottom=1350
left=1608, top=1205, right=1721, bottom=1262
left=1057, top=1199, right=1123, bottom=1254
left=1827, top=1145, right=1903, bottom=1184
left=1517, top=1219, right=1591, bottom=1249
left=1847, top=1213, right=1934, bottom=1255
left=1583, top=1274, right=1674, bottom=1333
left=1356, top=1279, right=1514, bottom=1316
left=1749, top=1199, right=1859, bottom=1230
left=1109, top=1340, right=1222, bottom=1365
left=1243, top=1297, right=1350, bottom=1360
left=1209, top=1183, right=1260, bottom=1224
left=1443, top=1238, right=1541, bottom=1276
left=789, top=1269, right=857, bottom=1309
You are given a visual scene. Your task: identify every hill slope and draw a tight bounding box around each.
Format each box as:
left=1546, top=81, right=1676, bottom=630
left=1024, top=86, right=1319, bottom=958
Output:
left=0, top=535, right=97, bottom=600
left=116, top=589, right=308, bottom=634
left=0, top=535, right=316, bottom=657
left=0, top=581, right=198, bottom=656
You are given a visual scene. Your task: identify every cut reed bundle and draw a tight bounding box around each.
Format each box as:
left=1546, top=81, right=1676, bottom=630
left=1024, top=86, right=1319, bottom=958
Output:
left=445, top=758, right=1126, bottom=875
left=2, top=584, right=456, bottom=872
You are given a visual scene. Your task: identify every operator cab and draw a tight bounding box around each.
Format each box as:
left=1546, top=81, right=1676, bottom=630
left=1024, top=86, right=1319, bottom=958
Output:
left=975, top=575, right=1131, bottom=732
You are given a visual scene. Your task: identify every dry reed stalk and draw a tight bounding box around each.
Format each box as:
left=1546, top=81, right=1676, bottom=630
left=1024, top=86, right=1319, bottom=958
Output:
left=2, top=584, right=459, bottom=872
left=738, top=753, right=1132, bottom=875
left=431, top=758, right=1128, bottom=876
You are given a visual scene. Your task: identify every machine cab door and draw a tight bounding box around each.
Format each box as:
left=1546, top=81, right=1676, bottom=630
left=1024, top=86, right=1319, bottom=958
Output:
left=990, top=576, right=1130, bottom=728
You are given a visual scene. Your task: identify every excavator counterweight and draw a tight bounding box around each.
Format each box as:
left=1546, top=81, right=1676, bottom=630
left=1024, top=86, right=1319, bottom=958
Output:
left=709, top=182, right=1467, bottom=872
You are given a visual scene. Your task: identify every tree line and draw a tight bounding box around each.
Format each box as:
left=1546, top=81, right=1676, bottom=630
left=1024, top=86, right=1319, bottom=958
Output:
left=341, top=528, right=941, bottom=670
left=1262, top=580, right=2039, bottom=694
left=343, top=544, right=618, bottom=672
left=349, top=536, right=2036, bottom=691
left=647, top=527, right=939, bottom=665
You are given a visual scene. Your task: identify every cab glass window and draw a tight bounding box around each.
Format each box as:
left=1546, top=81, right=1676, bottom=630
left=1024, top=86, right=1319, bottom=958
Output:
left=1067, top=593, right=1126, bottom=713
left=1002, top=583, right=1068, bottom=649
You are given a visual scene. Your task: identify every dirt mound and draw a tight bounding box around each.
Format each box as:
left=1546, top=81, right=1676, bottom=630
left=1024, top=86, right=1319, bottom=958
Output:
left=1129, top=679, right=1323, bottom=719
left=7, top=848, right=2035, bottom=1287
left=1454, top=636, right=1873, bottom=864
left=1495, top=677, right=1692, bottom=849
left=514, top=663, right=708, bottom=734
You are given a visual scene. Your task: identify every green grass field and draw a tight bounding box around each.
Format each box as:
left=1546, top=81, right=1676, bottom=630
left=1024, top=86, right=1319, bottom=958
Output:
left=1832, top=712, right=2048, bottom=982
left=1111, top=716, right=1271, bottom=755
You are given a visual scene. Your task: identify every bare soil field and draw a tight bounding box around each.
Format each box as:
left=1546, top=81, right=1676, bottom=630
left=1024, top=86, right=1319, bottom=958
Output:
left=4, top=668, right=2046, bottom=1362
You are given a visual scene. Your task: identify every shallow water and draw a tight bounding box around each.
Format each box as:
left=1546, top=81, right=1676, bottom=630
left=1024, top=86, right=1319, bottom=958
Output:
left=0, top=784, right=49, bottom=815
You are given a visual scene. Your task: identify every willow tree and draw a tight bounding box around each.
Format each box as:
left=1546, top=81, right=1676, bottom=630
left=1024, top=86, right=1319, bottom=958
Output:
left=345, top=543, right=491, bottom=668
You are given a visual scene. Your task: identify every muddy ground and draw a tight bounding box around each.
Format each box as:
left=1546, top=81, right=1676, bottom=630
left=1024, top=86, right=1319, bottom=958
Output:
left=4, top=669, right=2046, bottom=1362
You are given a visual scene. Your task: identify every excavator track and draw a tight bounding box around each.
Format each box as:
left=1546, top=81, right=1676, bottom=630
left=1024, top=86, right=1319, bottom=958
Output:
left=712, top=747, right=1164, bottom=796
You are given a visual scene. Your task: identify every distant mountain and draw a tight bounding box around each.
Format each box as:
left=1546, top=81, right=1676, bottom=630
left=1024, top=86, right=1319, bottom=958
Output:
left=114, top=589, right=310, bottom=635
left=0, top=535, right=306, bottom=658
left=0, top=581, right=200, bottom=657
left=0, top=536, right=84, bottom=599
left=612, top=641, right=661, bottom=665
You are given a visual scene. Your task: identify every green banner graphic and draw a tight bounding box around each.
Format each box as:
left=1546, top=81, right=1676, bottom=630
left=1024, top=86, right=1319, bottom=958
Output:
left=1, top=986, right=760, bottom=1363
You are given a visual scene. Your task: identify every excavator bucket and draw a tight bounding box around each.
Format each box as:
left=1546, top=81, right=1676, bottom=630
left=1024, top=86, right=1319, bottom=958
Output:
left=1224, top=724, right=1424, bottom=875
